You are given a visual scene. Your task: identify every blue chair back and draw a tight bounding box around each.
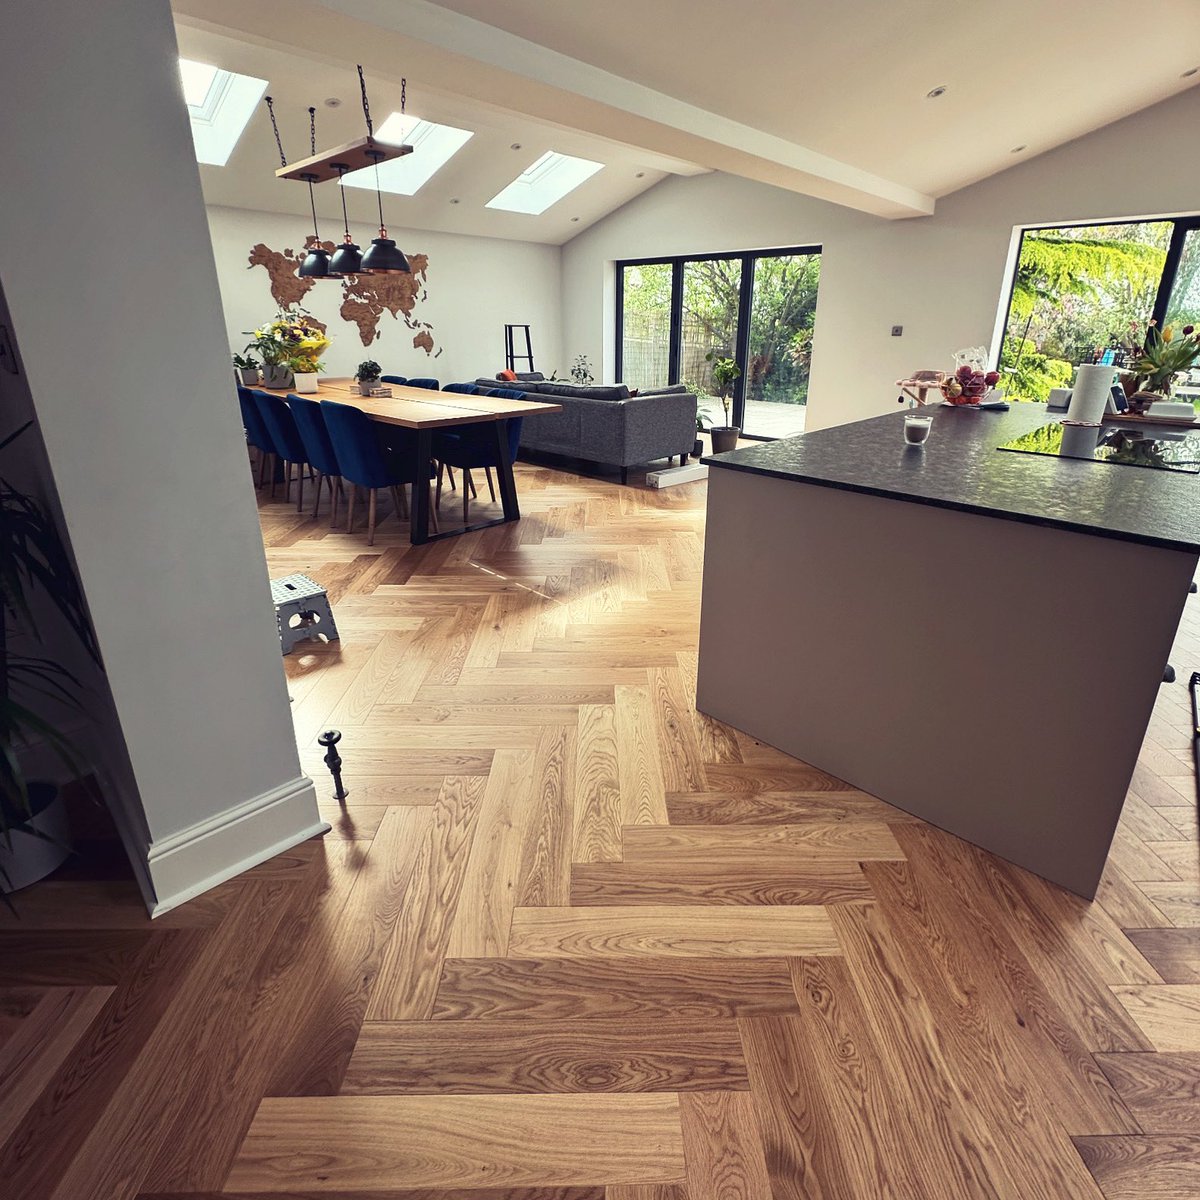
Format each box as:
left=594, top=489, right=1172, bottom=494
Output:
left=487, top=388, right=526, bottom=461
left=287, top=394, right=340, bottom=478
left=237, top=386, right=272, bottom=452
left=407, top=377, right=440, bottom=390
left=320, top=399, right=421, bottom=489
left=381, top=374, right=406, bottom=385
left=254, top=389, right=308, bottom=464
left=443, top=383, right=479, bottom=394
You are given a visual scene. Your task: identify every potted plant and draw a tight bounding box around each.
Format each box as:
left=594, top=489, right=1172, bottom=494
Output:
left=232, top=352, right=261, bottom=387
left=1, top=422, right=100, bottom=894
left=355, top=360, right=382, bottom=396
left=570, top=354, right=595, bottom=385
left=1122, top=320, right=1200, bottom=414
left=706, top=351, right=742, bottom=453
left=245, top=314, right=330, bottom=391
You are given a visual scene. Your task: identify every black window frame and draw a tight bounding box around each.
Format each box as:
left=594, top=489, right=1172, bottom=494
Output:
left=616, top=244, right=822, bottom=439
left=996, top=215, right=1200, bottom=371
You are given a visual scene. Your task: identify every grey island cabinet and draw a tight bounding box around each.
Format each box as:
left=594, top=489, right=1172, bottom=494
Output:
left=697, top=403, right=1200, bottom=898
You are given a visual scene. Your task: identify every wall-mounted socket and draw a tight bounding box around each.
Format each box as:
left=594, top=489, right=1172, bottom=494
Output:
left=891, top=325, right=903, bottom=337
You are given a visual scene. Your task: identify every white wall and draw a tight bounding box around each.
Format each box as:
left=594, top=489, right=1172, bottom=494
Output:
left=0, top=0, right=324, bottom=913
left=208, top=205, right=564, bottom=384
left=563, top=85, right=1200, bottom=431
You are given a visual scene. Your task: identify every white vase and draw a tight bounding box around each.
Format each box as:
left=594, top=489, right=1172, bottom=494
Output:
left=0, top=783, right=71, bottom=893
left=293, top=372, right=319, bottom=394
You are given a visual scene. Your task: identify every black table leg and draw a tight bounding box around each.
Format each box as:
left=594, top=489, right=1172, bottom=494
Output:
left=411, top=428, right=432, bottom=545
left=492, top=419, right=520, bottom=522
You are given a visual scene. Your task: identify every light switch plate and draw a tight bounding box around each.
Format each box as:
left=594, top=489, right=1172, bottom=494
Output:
left=891, top=325, right=903, bottom=337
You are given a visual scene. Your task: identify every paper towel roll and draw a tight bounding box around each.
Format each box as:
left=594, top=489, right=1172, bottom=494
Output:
left=1067, top=364, right=1114, bottom=424
left=1059, top=423, right=1101, bottom=460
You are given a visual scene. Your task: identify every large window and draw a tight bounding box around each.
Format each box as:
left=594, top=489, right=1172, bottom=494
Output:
left=616, top=246, right=822, bottom=439
left=998, top=217, right=1200, bottom=407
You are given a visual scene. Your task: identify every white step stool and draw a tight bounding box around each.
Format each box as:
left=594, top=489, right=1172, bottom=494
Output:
left=271, top=573, right=340, bottom=655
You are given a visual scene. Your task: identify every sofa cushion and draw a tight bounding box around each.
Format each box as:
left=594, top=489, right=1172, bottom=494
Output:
left=541, top=382, right=631, bottom=401
left=638, top=383, right=689, bottom=396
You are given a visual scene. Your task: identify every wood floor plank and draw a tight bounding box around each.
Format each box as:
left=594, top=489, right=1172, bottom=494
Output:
left=0, top=929, right=154, bottom=984
left=507, top=906, right=840, bottom=958
left=620, top=822, right=905, bottom=863
left=1095, top=1052, right=1200, bottom=1132
left=226, top=1094, right=686, bottom=1189
left=1111, top=985, right=1200, bottom=1051
left=665, top=790, right=908, bottom=826
left=679, top=1091, right=771, bottom=1200
left=431, top=958, right=801, bottom=1020
left=1136, top=883, right=1200, bottom=926
left=571, top=704, right=622, bottom=864
left=569, top=861, right=872, bottom=906
left=616, top=685, right=669, bottom=826
left=445, top=748, right=536, bottom=959
left=264, top=811, right=434, bottom=1097
left=1073, top=1135, right=1200, bottom=1198
left=699, top=762, right=851, bottom=793
left=1127, top=928, right=1200, bottom=984
left=648, top=666, right=707, bottom=793
left=517, top=724, right=576, bottom=907
left=0, top=986, right=113, bottom=1147
left=343, top=1018, right=747, bottom=1094
left=365, top=777, right=487, bottom=1022
left=140, top=1191, right=605, bottom=1200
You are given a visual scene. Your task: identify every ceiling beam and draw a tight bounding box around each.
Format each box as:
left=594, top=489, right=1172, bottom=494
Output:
left=173, top=0, right=936, bottom=219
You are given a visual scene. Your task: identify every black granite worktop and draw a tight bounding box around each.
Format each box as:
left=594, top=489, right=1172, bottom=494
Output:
left=703, top=403, right=1200, bottom=553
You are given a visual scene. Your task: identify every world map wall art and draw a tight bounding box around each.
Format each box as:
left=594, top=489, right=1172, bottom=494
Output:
left=248, top=236, right=439, bottom=356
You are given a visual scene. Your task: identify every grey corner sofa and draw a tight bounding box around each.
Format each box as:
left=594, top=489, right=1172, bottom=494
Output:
left=474, top=375, right=698, bottom=483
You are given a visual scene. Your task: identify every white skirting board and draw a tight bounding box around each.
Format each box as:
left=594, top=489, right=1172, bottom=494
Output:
left=146, top=774, right=328, bottom=917
left=646, top=462, right=708, bottom=488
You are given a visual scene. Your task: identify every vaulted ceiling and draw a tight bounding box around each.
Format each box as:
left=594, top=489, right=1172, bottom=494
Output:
left=173, top=0, right=1200, bottom=239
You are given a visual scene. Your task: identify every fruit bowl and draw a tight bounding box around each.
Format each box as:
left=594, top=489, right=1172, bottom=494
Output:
left=941, top=364, right=998, bottom=405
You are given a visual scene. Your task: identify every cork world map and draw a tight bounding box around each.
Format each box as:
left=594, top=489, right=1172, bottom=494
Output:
left=247, top=238, right=437, bottom=356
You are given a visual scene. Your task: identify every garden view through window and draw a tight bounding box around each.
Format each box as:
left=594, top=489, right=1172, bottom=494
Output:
left=618, top=246, right=822, bottom=439
left=999, top=217, right=1200, bottom=413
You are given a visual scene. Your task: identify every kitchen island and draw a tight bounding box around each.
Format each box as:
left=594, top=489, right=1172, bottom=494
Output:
left=697, top=403, right=1200, bottom=897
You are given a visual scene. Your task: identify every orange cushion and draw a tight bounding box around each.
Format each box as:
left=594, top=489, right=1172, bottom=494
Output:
left=498, top=368, right=518, bottom=381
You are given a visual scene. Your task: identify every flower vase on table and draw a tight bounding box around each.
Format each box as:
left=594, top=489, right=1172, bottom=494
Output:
left=1120, top=320, right=1200, bottom=415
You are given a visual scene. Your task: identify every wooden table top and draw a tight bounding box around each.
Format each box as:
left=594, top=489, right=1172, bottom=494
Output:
left=282, top=379, right=562, bottom=429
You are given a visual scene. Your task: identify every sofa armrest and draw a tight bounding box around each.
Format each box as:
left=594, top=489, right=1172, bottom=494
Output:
left=616, top=391, right=698, bottom=466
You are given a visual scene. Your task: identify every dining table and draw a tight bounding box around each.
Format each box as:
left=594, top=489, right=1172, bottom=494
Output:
left=276, top=378, right=563, bottom=545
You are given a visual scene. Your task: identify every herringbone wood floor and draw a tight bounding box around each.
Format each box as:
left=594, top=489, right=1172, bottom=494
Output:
left=1, top=458, right=1199, bottom=1199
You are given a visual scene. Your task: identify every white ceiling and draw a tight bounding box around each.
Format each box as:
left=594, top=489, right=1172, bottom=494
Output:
left=174, top=0, right=1200, bottom=231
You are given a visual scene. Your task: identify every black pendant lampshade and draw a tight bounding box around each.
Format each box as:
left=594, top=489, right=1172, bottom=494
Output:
left=329, top=237, right=364, bottom=276
left=360, top=231, right=410, bottom=274
left=299, top=242, right=332, bottom=278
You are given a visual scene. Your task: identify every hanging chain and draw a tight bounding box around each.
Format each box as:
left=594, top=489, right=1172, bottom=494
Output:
left=400, top=77, right=406, bottom=117
left=265, top=95, right=287, bottom=167
left=358, top=65, right=373, bottom=138
left=309, top=106, right=316, bottom=155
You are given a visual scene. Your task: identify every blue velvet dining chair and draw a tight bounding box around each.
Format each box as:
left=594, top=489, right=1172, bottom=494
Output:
left=319, top=399, right=439, bottom=543
left=406, top=377, right=440, bottom=390
left=287, top=393, right=344, bottom=524
left=381, top=375, right=407, bottom=386
left=442, top=383, right=479, bottom=394
left=432, top=388, right=524, bottom=522
left=237, top=386, right=275, bottom=488
left=253, top=389, right=311, bottom=509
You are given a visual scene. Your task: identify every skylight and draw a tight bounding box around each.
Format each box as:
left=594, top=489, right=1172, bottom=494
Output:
left=179, top=57, right=267, bottom=167
left=486, top=151, right=603, bottom=216
left=341, top=111, right=473, bottom=196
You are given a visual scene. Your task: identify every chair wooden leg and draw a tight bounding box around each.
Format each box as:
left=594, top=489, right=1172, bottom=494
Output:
left=346, top=484, right=357, bottom=533
left=468, top=470, right=477, bottom=499
left=485, top=467, right=496, bottom=503
left=446, top=464, right=457, bottom=492
left=311, top=473, right=322, bottom=519
left=463, top=469, right=471, bottom=524
left=428, top=486, right=439, bottom=534
left=396, top=483, right=410, bottom=519
left=268, top=454, right=277, bottom=497
left=296, top=464, right=305, bottom=513
left=330, top=477, right=342, bottom=529
left=435, top=462, right=444, bottom=511
left=367, top=488, right=378, bottom=545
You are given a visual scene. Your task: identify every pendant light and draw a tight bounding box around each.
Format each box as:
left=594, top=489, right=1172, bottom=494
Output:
left=358, top=68, right=411, bottom=275
left=297, top=108, right=332, bottom=279
left=329, top=162, right=367, bottom=276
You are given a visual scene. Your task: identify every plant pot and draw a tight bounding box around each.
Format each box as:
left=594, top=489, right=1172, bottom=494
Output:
left=293, top=372, right=319, bottom=394
left=692, top=438, right=704, bottom=457
left=0, top=782, right=71, bottom=894
left=262, top=364, right=293, bottom=389
left=1128, top=390, right=1162, bottom=416
left=237, top=367, right=261, bottom=387
left=710, top=427, right=740, bottom=454
left=358, top=379, right=380, bottom=396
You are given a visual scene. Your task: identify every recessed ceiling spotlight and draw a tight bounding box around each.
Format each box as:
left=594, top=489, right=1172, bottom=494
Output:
left=1010, top=144, right=1027, bottom=153
left=323, top=97, right=342, bottom=107
left=1183, top=67, right=1198, bottom=77
left=571, top=216, right=580, bottom=222
left=926, top=85, right=947, bottom=99
left=510, top=142, right=522, bottom=150
left=635, top=171, right=645, bottom=178
left=449, top=197, right=460, bottom=204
